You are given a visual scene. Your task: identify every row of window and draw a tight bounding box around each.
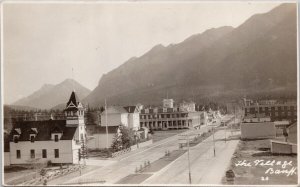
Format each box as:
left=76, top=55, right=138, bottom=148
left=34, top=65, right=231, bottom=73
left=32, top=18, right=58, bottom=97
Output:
left=140, top=113, right=188, bottom=119
left=16, top=149, right=59, bottom=159
left=245, top=106, right=296, bottom=113
left=245, top=111, right=296, bottom=116
left=65, top=110, right=84, bottom=116
left=14, top=134, right=60, bottom=143
left=143, top=108, right=180, bottom=114
left=140, top=121, right=188, bottom=128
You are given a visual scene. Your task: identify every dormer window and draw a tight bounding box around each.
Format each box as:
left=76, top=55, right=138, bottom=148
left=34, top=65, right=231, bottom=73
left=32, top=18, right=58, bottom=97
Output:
left=30, top=134, right=36, bottom=143
left=54, top=135, right=59, bottom=142
left=13, top=135, right=19, bottom=143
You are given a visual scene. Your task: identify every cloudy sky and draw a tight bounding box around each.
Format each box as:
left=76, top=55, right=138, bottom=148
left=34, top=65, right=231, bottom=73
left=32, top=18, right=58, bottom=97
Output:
left=3, top=1, right=282, bottom=104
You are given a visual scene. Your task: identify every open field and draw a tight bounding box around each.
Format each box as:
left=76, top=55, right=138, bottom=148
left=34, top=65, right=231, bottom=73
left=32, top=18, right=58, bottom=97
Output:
left=222, top=139, right=297, bottom=185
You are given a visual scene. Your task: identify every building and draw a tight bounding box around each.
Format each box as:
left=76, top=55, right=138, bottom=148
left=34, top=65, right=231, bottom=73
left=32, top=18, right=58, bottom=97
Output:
left=243, top=114, right=271, bottom=123
left=124, top=106, right=141, bottom=130
left=243, top=99, right=297, bottom=123
left=271, top=122, right=297, bottom=155
left=139, top=99, right=205, bottom=130
left=7, top=91, right=86, bottom=165
left=241, top=122, right=276, bottom=140
left=287, top=122, right=297, bottom=144
left=100, top=105, right=140, bottom=130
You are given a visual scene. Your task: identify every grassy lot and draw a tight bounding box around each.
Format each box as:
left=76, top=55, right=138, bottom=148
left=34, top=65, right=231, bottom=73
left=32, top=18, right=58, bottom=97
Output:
left=151, top=129, right=188, bottom=142
left=222, top=139, right=297, bottom=185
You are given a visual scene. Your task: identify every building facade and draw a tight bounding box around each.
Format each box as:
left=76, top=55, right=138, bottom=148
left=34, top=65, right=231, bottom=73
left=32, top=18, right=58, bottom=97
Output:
left=243, top=99, right=297, bottom=123
left=139, top=99, right=205, bottom=130
left=100, top=105, right=140, bottom=131
left=7, top=91, right=86, bottom=165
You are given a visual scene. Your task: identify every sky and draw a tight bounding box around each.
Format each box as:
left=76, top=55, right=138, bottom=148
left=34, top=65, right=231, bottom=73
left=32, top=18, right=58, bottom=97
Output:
left=3, top=1, right=283, bottom=104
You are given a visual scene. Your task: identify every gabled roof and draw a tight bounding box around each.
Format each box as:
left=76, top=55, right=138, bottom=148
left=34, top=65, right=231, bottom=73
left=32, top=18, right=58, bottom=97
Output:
left=66, top=91, right=79, bottom=107
left=124, top=106, right=139, bottom=113
left=104, top=106, right=128, bottom=114
left=9, top=120, right=76, bottom=141
left=287, top=121, right=297, bottom=130
left=64, top=91, right=83, bottom=112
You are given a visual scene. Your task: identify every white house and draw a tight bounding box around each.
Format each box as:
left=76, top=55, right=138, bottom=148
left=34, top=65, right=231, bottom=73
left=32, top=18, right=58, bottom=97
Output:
left=100, top=105, right=140, bottom=130
left=7, top=91, right=86, bottom=165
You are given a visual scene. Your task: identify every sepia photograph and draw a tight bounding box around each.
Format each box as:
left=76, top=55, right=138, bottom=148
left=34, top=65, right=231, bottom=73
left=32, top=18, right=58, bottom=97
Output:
left=1, top=0, right=298, bottom=186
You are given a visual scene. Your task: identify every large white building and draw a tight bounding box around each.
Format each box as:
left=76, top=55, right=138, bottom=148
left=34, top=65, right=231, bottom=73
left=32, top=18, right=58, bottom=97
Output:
left=100, top=105, right=140, bottom=131
left=7, top=91, right=86, bottom=165
left=140, top=99, right=206, bottom=130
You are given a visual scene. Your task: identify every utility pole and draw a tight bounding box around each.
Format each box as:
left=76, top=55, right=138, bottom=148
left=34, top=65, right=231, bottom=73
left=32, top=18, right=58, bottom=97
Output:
left=224, top=123, right=227, bottom=143
left=212, top=127, right=216, bottom=157
left=187, top=134, right=192, bottom=184
left=178, top=134, right=192, bottom=184
left=105, top=99, right=109, bottom=149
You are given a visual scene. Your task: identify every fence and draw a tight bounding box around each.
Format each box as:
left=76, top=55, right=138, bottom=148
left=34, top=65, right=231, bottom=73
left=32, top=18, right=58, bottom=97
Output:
left=130, top=139, right=153, bottom=151
left=111, top=148, right=131, bottom=158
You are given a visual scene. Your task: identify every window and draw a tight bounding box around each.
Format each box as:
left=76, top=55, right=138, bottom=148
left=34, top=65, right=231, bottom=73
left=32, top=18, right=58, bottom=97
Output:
left=13, top=135, right=19, bottom=143
left=30, top=135, right=35, bottom=143
left=54, top=135, right=59, bottom=142
left=80, top=133, right=84, bottom=140
left=42, top=149, right=47, bottom=158
left=30, top=149, right=35, bottom=159
left=16, top=150, right=21, bottom=159
left=54, top=149, right=59, bottom=158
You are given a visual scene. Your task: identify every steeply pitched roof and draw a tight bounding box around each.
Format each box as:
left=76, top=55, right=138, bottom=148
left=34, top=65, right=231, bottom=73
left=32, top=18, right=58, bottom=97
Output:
left=64, top=91, right=83, bottom=112
left=9, top=120, right=76, bottom=141
left=66, top=91, right=79, bottom=107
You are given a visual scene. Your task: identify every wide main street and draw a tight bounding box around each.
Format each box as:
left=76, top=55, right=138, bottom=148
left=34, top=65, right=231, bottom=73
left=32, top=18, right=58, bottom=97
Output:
left=50, top=115, right=240, bottom=185
left=53, top=126, right=211, bottom=185
left=143, top=128, right=240, bottom=184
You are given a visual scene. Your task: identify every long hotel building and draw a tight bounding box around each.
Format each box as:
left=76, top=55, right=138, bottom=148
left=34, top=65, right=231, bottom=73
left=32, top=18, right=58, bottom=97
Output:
left=139, top=99, right=207, bottom=130
left=243, top=99, right=297, bottom=123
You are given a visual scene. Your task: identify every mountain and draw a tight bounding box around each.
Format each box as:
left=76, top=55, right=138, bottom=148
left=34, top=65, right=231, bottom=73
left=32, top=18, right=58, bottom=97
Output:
left=84, top=3, right=297, bottom=107
left=14, top=79, right=91, bottom=109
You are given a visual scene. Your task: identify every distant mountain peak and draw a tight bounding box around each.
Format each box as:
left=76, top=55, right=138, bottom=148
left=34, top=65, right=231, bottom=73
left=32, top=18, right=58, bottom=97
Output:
left=14, top=78, right=91, bottom=109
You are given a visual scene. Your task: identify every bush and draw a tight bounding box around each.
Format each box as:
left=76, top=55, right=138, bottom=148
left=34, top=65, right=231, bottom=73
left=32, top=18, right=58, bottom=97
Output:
left=40, top=168, right=47, bottom=176
left=111, top=125, right=135, bottom=152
